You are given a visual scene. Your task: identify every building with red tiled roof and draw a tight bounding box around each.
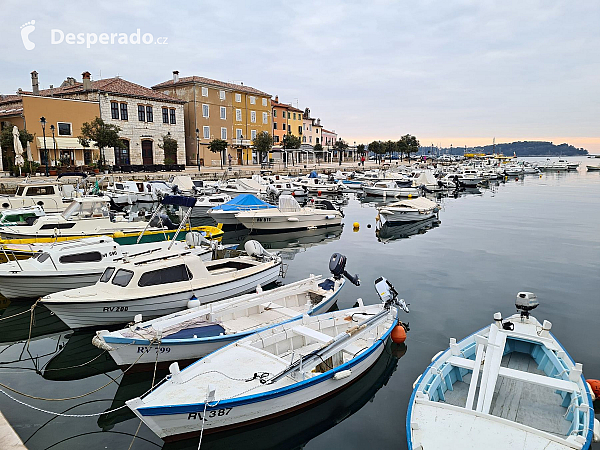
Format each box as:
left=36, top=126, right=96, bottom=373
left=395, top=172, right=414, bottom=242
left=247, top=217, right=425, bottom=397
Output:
left=152, top=71, right=272, bottom=166
left=0, top=71, right=186, bottom=168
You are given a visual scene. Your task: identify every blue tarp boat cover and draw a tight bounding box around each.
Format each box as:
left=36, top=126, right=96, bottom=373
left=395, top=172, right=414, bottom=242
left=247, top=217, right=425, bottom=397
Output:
left=309, top=171, right=318, bottom=178
left=210, top=194, right=275, bottom=212
left=161, top=195, right=197, bottom=208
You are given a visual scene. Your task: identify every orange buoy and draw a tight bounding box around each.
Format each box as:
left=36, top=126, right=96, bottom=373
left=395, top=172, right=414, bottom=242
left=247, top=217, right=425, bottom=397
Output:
left=391, top=323, right=407, bottom=344
left=587, top=379, right=600, bottom=400
left=318, top=190, right=322, bottom=196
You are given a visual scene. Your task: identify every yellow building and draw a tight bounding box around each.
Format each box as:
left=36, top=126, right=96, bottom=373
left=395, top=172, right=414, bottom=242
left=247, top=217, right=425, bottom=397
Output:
left=153, top=71, right=272, bottom=166
left=0, top=94, right=100, bottom=168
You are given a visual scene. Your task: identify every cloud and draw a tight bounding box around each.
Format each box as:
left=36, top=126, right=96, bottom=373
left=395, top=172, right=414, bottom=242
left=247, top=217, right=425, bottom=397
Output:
left=1, top=0, right=599, bottom=150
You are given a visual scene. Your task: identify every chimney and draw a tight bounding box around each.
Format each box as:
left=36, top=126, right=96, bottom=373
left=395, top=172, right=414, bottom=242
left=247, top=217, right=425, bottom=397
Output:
left=317, top=118, right=321, bottom=126
left=31, top=71, right=39, bottom=95
left=275, top=95, right=279, bottom=103
left=173, top=70, right=179, bottom=83
left=82, top=71, right=92, bottom=91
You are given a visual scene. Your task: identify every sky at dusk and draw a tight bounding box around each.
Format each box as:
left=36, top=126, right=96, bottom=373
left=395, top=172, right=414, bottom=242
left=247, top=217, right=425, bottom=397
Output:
left=2, top=0, right=599, bottom=151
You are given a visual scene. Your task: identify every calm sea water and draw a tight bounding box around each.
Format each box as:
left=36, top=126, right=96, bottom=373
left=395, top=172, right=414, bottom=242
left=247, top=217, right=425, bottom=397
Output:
left=0, top=157, right=598, bottom=449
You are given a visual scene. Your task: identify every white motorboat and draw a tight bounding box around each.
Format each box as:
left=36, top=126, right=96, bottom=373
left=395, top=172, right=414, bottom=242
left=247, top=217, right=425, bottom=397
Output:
left=0, top=236, right=206, bottom=300
left=502, top=164, right=524, bottom=176
left=0, top=206, right=46, bottom=227
left=171, top=175, right=216, bottom=196
left=207, top=194, right=276, bottom=226
left=363, top=180, right=420, bottom=197
left=538, top=159, right=569, bottom=171
left=265, top=182, right=307, bottom=198
left=586, top=165, right=600, bottom=171
left=0, top=180, right=81, bottom=213
left=104, top=180, right=144, bottom=204
left=126, top=277, right=409, bottom=440
left=218, top=178, right=267, bottom=197
left=179, top=193, right=231, bottom=219
left=293, top=176, right=343, bottom=193
left=408, top=293, right=598, bottom=450
left=376, top=197, right=439, bottom=224
left=95, top=254, right=359, bottom=367
left=457, top=168, right=483, bottom=187
left=438, top=174, right=460, bottom=189
left=41, top=240, right=282, bottom=329
left=236, top=195, right=343, bottom=231
left=0, top=197, right=162, bottom=239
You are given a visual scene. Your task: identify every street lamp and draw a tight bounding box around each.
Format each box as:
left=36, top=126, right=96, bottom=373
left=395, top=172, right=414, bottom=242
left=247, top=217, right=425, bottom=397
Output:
left=50, top=125, right=57, bottom=167
left=195, top=128, right=200, bottom=171
left=40, top=117, right=48, bottom=176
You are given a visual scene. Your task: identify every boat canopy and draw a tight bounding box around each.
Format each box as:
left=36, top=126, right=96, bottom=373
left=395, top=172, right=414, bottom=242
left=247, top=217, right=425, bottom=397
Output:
left=211, top=194, right=275, bottom=212
left=308, top=171, right=318, bottom=178
left=389, top=197, right=438, bottom=211
left=161, top=195, right=196, bottom=208
left=278, top=195, right=301, bottom=212
left=61, top=197, right=109, bottom=219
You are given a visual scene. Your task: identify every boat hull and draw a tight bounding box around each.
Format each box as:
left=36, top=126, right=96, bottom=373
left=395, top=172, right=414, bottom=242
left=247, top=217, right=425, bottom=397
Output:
left=132, top=330, right=392, bottom=440
left=43, top=264, right=281, bottom=329
left=236, top=212, right=342, bottom=231
left=101, top=284, right=342, bottom=367
left=378, top=210, right=436, bottom=224
left=0, top=271, right=103, bottom=300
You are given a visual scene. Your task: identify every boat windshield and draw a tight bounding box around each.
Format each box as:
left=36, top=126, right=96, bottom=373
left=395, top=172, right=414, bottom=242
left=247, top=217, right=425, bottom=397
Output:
left=15, top=186, right=25, bottom=196
left=112, top=269, right=134, bottom=287
left=61, top=201, right=107, bottom=220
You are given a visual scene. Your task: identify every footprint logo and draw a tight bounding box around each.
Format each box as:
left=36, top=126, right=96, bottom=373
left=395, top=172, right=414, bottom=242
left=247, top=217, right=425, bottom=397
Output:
left=20, top=20, right=36, bottom=50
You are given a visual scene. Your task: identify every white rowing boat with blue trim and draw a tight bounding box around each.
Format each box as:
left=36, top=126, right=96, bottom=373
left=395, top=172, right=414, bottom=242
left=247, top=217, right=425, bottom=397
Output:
left=407, top=292, right=599, bottom=450
left=126, top=278, right=409, bottom=441
left=94, top=273, right=347, bottom=367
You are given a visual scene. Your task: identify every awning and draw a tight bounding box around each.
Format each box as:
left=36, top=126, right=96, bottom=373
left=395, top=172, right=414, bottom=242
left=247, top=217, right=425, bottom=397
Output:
left=36, top=137, right=99, bottom=150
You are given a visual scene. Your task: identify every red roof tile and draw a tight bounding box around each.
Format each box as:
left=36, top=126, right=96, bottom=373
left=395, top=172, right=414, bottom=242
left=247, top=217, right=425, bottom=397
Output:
left=271, top=99, right=303, bottom=113
left=153, top=76, right=270, bottom=97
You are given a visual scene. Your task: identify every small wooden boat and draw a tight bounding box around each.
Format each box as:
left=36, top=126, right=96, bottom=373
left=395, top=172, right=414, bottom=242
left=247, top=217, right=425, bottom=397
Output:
left=95, top=271, right=349, bottom=367
left=126, top=280, right=408, bottom=441
left=407, top=293, right=598, bottom=450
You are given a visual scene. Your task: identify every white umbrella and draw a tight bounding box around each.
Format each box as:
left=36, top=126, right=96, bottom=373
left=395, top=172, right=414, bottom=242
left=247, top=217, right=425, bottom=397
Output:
left=13, top=126, right=25, bottom=176
left=26, top=141, right=33, bottom=161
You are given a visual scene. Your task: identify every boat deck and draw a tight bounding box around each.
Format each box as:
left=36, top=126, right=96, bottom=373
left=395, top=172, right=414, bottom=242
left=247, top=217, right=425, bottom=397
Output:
left=443, top=351, right=570, bottom=437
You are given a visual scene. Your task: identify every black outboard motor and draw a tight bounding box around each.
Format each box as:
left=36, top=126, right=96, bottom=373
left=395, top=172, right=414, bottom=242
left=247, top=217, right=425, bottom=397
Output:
left=329, top=253, right=360, bottom=286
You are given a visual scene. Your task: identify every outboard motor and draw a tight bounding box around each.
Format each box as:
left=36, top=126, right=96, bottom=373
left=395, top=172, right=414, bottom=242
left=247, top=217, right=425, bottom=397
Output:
left=266, top=184, right=280, bottom=200
left=329, top=253, right=360, bottom=286
left=375, top=276, right=409, bottom=313
left=244, top=240, right=273, bottom=261
left=186, top=231, right=210, bottom=248
left=515, top=291, right=538, bottom=319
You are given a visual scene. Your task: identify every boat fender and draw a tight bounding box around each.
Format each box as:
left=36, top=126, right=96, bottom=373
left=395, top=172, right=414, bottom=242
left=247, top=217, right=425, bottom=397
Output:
left=325, top=215, right=336, bottom=220
left=391, top=323, right=407, bottom=344
left=333, top=370, right=352, bottom=380
left=593, top=418, right=600, bottom=443
left=287, top=217, right=299, bottom=222
left=92, top=334, right=113, bottom=351
left=431, top=350, right=443, bottom=362
left=587, top=379, right=600, bottom=400
left=187, top=295, right=201, bottom=309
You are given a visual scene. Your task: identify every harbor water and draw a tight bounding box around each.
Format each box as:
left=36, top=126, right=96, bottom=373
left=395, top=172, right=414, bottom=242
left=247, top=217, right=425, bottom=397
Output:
left=0, top=157, right=598, bottom=449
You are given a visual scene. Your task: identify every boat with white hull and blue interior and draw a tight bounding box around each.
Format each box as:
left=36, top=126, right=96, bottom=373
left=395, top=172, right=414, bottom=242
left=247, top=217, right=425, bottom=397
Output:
left=407, top=292, right=599, bottom=450
left=127, top=276, right=409, bottom=441
left=94, top=259, right=356, bottom=367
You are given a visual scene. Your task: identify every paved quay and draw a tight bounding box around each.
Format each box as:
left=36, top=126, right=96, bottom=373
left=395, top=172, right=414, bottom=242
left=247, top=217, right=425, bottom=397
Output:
left=0, top=411, right=26, bottom=449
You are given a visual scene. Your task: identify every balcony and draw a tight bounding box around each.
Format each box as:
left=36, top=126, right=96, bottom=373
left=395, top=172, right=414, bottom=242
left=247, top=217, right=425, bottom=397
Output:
left=232, top=138, right=252, bottom=146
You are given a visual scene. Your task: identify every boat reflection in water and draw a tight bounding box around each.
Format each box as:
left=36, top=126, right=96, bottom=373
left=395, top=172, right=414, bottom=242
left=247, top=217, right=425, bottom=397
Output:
left=0, top=301, right=70, bottom=345
left=42, top=330, right=118, bottom=381
left=376, top=217, right=441, bottom=243
left=222, top=225, right=344, bottom=260
left=160, top=340, right=406, bottom=450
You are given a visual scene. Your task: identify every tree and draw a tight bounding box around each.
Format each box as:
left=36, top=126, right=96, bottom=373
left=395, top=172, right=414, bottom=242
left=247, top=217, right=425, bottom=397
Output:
left=314, top=143, right=324, bottom=163
left=0, top=127, right=34, bottom=173
left=383, top=140, right=396, bottom=161
left=333, top=139, right=349, bottom=165
left=368, top=140, right=384, bottom=164
left=398, top=134, right=420, bottom=162
left=282, top=133, right=301, bottom=166
left=208, top=138, right=228, bottom=169
left=78, top=117, right=123, bottom=168
left=356, top=143, right=365, bottom=155
left=253, top=131, right=273, bottom=164
left=159, top=135, right=178, bottom=165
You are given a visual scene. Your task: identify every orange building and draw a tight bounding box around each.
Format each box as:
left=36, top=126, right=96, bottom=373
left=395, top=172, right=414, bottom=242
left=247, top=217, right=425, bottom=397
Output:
left=271, top=96, right=303, bottom=147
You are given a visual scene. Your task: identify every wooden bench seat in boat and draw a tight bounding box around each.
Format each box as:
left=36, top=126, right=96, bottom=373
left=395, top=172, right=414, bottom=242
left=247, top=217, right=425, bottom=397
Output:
left=291, top=325, right=362, bottom=356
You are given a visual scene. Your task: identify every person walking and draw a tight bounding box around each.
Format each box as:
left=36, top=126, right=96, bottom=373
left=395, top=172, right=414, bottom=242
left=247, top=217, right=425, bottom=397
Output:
left=361, top=155, right=365, bottom=167
left=228, top=153, right=232, bottom=167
